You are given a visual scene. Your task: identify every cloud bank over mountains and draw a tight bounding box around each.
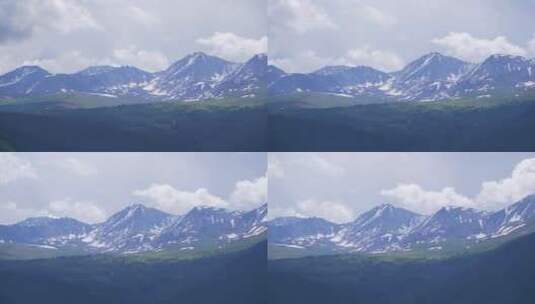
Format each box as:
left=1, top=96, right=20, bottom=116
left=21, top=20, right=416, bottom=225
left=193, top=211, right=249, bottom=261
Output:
left=0, top=0, right=267, bottom=74
left=269, top=153, right=535, bottom=223
left=269, top=0, right=535, bottom=73
left=0, top=153, right=266, bottom=224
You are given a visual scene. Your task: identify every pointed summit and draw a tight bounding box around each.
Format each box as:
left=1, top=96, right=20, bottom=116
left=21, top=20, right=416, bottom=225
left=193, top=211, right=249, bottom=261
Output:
left=241, top=53, right=267, bottom=64
left=166, top=52, right=235, bottom=75
left=0, top=65, right=51, bottom=96
left=350, top=203, right=421, bottom=232
left=98, top=203, right=172, bottom=235
left=396, top=52, right=470, bottom=83
left=211, top=53, right=270, bottom=97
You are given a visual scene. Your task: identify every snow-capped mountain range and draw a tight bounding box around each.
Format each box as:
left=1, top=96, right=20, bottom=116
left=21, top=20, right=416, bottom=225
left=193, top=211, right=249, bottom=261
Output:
left=0, top=52, right=270, bottom=102
left=269, top=194, right=535, bottom=254
left=269, top=53, right=535, bottom=101
left=0, top=203, right=267, bottom=254
left=4, top=52, right=532, bottom=103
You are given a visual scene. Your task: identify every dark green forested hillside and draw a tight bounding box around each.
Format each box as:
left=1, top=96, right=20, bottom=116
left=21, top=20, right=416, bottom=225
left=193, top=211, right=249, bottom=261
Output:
left=268, top=96, right=535, bottom=151
left=3, top=94, right=535, bottom=151
left=0, top=241, right=267, bottom=304
left=269, top=233, right=535, bottom=304
left=0, top=97, right=267, bottom=152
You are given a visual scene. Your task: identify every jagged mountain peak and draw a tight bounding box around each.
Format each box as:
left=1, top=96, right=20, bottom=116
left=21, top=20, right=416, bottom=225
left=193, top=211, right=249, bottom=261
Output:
left=257, top=203, right=268, bottom=214
left=269, top=194, right=535, bottom=255
left=0, top=52, right=266, bottom=101
left=99, top=203, right=172, bottom=234
left=0, top=204, right=266, bottom=255
left=0, top=65, right=50, bottom=89
left=407, top=51, right=466, bottom=65
left=503, top=195, right=535, bottom=218
left=356, top=203, right=418, bottom=220
left=257, top=202, right=268, bottom=210
left=452, top=53, right=535, bottom=96
left=249, top=53, right=267, bottom=61
left=473, top=54, right=532, bottom=72
left=348, top=203, right=421, bottom=233
left=417, top=52, right=454, bottom=62
left=167, top=52, right=234, bottom=71
left=425, top=205, right=485, bottom=223
left=107, top=203, right=169, bottom=219
left=268, top=51, right=535, bottom=100
left=396, top=52, right=469, bottom=82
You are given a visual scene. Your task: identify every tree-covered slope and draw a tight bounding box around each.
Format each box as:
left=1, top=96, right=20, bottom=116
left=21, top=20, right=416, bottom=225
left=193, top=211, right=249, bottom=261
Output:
left=268, top=96, right=535, bottom=151
left=0, top=97, right=267, bottom=151
left=0, top=241, right=267, bottom=304
left=269, top=233, right=535, bottom=304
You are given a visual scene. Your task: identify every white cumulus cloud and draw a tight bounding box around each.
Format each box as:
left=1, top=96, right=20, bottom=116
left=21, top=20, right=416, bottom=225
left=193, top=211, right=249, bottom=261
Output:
left=476, top=158, right=535, bottom=210
left=432, top=32, right=527, bottom=62
left=229, top=176, right=267, bottom=209
left=295, top=199, right=354, bottom=223
left=134, top=175, right=267, bottom=215
left=196, top=32, right=267, bottom=62
left=381, top=157, right=535, bottom=214
left=133, top=184, right=228, bottom=215
left=381, top=184, right=474, bottom=214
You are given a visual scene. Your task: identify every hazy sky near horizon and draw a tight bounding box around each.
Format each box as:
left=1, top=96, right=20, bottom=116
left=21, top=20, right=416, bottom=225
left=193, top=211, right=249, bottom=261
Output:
left=269, top=153, right=535, bottom=223
left=269, top=0, right=535, bottom=73
left=0, top=153, right=267, bottom=225
left=0, top=0, right=267, bottom=74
